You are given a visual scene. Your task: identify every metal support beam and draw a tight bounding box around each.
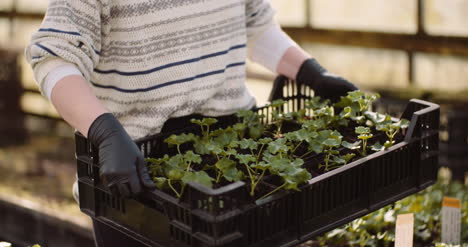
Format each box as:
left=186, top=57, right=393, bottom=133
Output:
left=283, top=27, right=468, bottom=57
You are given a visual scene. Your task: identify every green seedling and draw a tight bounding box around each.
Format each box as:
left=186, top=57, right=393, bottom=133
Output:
left=316, top=130, right=344, bottom=171
left=376, top=118, right=410, bottom=148
left=336, top=90, right=380, bottom=124
left=355, top=126, right=373, bottom=156
left=236, top=110, right=264, bottom=139
left=164, top=133, right=196, bottom=155
left=270, top=99, right=292, bottom=138
left=191, top=118, right=218, bottom=139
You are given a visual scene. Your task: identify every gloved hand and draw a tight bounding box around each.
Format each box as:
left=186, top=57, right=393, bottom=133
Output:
left=296, top=58, right=358, bottom=102
left=88, top=113, right=155, bottom=197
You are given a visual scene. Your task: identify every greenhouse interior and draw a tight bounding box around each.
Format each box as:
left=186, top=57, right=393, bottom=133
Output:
left=0, top=0, right=466, bottom=246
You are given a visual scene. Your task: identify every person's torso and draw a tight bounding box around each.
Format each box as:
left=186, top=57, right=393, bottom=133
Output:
left=91, top=0, right=255, bottom=139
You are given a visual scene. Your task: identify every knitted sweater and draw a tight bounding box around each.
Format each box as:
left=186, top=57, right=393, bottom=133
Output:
left=25, top=0, right=276, bottom=139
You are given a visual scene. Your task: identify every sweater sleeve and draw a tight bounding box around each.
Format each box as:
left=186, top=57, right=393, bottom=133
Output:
left=24, top=0, right=109, bottom=96
left=245, top=0, right=276, bottom=42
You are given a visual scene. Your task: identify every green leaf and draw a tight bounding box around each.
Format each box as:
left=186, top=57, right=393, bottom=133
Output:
left=221, top=149, right=237, bottom=157
left=287, top=129, right=313, bottom=142
left=342, top=140, right=362, bottom=150
left=215, top=158, right=236, bottom=171
left=146, top=155, right=169, bottom=165
left=281, top=167, right=311, bottom=190
left=291, top=158, right=305, bottom=167
left=267, top=138, right=289, bottom=154
left=164, top=133, right=195, bottom=146
left=365, top=112, right=390, bottom=124
left=167, top=169, right=185, bottom=180
left=376, top=123, right=389, bottom=132
left=232, top=122, right=246, bottom=132
left=391, top=119, right=411, bottom=129
left=182, top=171, right=213, bottom=188
left=308, top=140, right=324, bottom=154
left=315, top=106, right=335, bottom=117
left=371, top=142, right=385, bottom=152
left=341, top=153, right=356, bottom=163
left=358, top=133, right=373, bottom=140
left=190, top=119, right=203, bottom=126
left=206, top=142, right=223, bottom=154
left=184, top=151, right=202, bottom=164
left=323, top=138, right=341, bottom=147
left=236, top=154, right=256, bottom=165
left=237, top=138, right=258, bottom=150
left=306, top=96, right=330, bottom=110
left=384, top=140, right=395, bottom=148
left=303, top=119, right=326, bottom=130
left=355, top=126, right=371, bottom=134
left=351, top=115, right=365, bottom=123
left=193, top=138, right=210, bottom=155
left=215, top=158, right=243, bottom=182
left=399, top=119, right=410, bottom=129
left=332, top=156, right=346, bottom=165
left=264, top=155, right=290, bottom=174
left=347, top=91, right=366, bottom=102
left=166, top=154, right=185, bottom=170
left=153, top=177, right=168, bottom=189
left=258, top=137, right=273, bottom=145
left=201, top=118, right=218, bottom=126
left=319, top=130, right=343, bottom=147
left=340, top=106, right=352, bottom=119
left=213, top=129, right=238, bottom=147
left=236, top=110, right=255, bottom=119
left=270, top=99, right=286, bottom=108
left=248, top=124, right=263, bottom=139
left=222, top=167, right=244, bottom=182
left=251, top=161, right=270, bottom=170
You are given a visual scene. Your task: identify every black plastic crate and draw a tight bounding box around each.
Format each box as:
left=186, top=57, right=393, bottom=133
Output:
left=76, top=78, right=439, bottom=247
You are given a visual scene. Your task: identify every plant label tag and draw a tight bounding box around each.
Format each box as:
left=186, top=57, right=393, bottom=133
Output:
left=441, top=197, right=461, bottom=245
left=395, top=213, right=414, bottom=247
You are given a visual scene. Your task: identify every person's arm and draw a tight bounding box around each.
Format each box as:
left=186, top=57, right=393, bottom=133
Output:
left=245, top=0, right=357, bottom=101
left=25, top=0, right=154, bottom=197
left=51, top=74, right=107, bottom=137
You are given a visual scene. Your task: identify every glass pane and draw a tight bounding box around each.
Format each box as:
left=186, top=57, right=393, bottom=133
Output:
left=21, top=92, right=58, bottom=117
left=302, top=43, right=409, bottom=88
left=16, top=0, right=48, bottom=13
left=19, top=54, right=39, bottom=91
left=0, top=19, right=10, bottom=45
left=272, top=0, right=307, bottom=27
left=424, top=0, right=468, bottom=37
left=0, top=0, right=13, bottom=11
left=310, top=0, right=417, bottom=33
left=11, top=19, right=42, bottom=49
left=414, top=53, right=468, bottom=91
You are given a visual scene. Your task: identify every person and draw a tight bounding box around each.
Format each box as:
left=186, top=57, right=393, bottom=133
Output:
left=25, top=0, right=357, bottom=246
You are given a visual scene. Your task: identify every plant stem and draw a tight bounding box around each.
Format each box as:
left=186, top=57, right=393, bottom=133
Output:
left=258, top=182, right=286, bottom=201
left=243, top=163, right=254, bottom=182
left=299, top=150, right=315, bottom=159
left=186, top=161, right=191, bottom=172
left=292, top=141, right=303, bottom=154
left=250, top=169, right=266, bottom=196
left=256, top=144, right=265, bottom=163
left=216, top=170, right=222, bottom=183
left=362, top=139, right=367, bottom=156
left=177, top=144, right=182, bottom=155
left=168, top=179, right=181, bottom=198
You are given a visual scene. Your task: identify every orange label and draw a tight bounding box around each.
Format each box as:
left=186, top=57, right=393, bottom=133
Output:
left=442, top=197, right=461, bottom=208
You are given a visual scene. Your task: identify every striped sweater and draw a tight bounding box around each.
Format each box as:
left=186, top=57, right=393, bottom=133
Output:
left=25, top=0, right=277, bottom=139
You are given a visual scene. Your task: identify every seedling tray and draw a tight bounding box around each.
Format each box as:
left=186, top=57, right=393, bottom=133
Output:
left=75, top=78, right=439, bottom=247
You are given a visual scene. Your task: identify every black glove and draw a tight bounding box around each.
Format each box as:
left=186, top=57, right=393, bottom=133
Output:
left=88, top=113, right=155, bottom=197
left=296, top=58, right=358, bottom=102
